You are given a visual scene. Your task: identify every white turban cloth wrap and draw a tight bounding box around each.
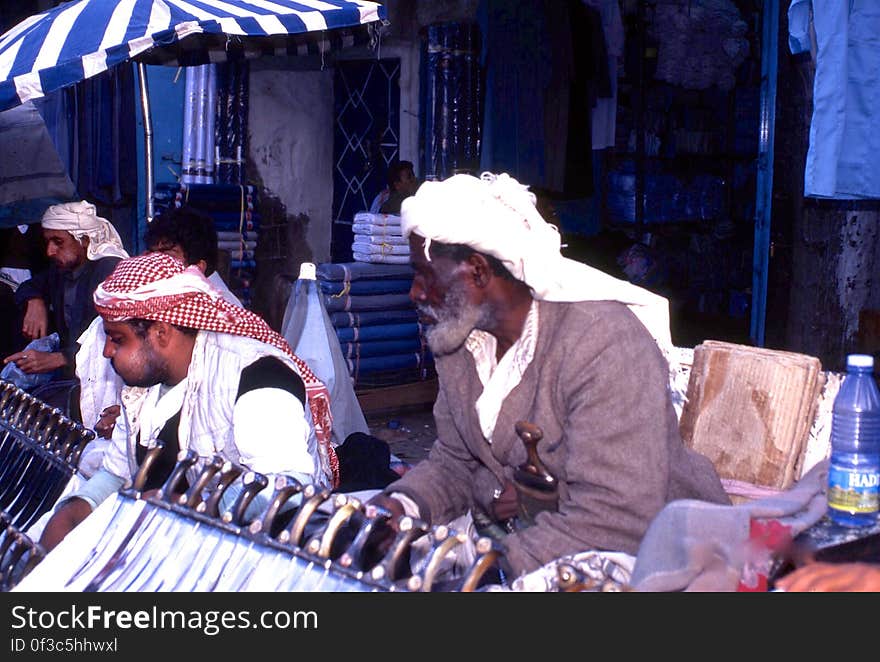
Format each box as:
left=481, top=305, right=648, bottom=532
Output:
left=400, top=172, right=674, bottom=353
left=41, top=200, right=129, bottom=261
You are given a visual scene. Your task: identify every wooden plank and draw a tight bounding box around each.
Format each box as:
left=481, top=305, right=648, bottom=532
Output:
left=679, top=340, right=825, bottom=490
left=356, top=378, right=438, bottom=415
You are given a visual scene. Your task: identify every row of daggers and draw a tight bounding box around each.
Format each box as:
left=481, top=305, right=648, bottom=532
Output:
left=0, top=377, right=502, bottom=592
left=0, top=380, right=96, bottom=590
left=0, top=381, right=94, bottom=533
left=13, top=443, right=503, bottom=592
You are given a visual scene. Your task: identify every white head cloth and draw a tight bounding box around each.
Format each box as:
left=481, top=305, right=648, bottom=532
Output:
left=400, top=172, right=674, bottom=353
left=41, top=200, right=129, bottom=261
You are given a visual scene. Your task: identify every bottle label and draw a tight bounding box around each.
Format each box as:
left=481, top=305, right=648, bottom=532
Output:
left=827, top=465, right=880, bottom=514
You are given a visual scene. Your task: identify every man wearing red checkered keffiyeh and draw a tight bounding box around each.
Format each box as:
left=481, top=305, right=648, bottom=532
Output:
left=40, top=252, right=338, bottom=552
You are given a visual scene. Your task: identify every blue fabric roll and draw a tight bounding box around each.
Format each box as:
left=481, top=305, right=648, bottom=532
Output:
left=316, top=261, right=414, bottom=282
left=346, top=351, right=433, bottom=377
left=329, top=309, right=419, bottom=328
left=340, top=338, right=424, bottom=358
left=205, top=211, right=259, bottom=224
left=217, top=230, right=259, bottom=242
left=225, top=249, right=255, bottom=261
left=353, top=211, right=402, bottom=226
left=319, top=278, right=412, bottom=296
left=336, top=323, right=422, bottom=343
left=352, top=252, right=411, bottom=265
left=154, top=183, right=256, bottom=205
left=323, top=293, right=414, bottom=313
left=213, top=219, right=258, bottom=233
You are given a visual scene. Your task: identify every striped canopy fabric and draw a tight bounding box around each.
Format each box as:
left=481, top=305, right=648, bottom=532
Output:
left=0, top=0, right=387, bottom=113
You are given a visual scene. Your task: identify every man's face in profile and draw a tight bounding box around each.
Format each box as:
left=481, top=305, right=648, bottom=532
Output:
left=43, top=229, right=87, bottom=271
left=408, top=235, right=486, bottom=356
left=102, top=319, right=170, bottom=387
left=395, top=168, right=419, bottom=197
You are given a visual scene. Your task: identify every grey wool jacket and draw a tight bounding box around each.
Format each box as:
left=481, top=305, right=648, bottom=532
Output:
left=387, top=299, right=730, bottom=576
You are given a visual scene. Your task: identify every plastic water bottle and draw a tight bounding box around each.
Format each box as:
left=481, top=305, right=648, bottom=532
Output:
left=827, top=354, right=880, bottom=527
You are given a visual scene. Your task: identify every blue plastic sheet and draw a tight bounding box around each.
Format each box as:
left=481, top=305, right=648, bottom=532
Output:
left=0, top=332, right=60, bottom=391
left=280, top=273, right=368, bottom=446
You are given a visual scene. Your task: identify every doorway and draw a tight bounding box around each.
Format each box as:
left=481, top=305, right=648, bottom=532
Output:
left=331, top=57, right=402, bottom=263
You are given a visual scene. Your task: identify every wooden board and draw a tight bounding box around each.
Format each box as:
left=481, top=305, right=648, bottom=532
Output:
left=679, top=340, right=825, bottom=490
left=356, top=378, right=438, bottom=415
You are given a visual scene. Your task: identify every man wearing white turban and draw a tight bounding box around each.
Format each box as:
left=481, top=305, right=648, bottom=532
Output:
left=2, top=200, right=127, bottom=384
left=367, top=172, right=729, bottom=584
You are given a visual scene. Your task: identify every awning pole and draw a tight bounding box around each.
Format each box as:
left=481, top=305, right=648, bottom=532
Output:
left=137, top=61, right=154, bottom=224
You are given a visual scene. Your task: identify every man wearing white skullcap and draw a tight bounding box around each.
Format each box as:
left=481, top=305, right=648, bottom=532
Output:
left=367, top=172, right=729, bottom=585
left=2, top=201, right=127, bottom=383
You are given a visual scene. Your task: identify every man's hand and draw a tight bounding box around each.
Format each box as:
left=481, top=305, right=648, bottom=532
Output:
left=362, top=493, right=406, bottom=567
left=363, top=493, right=407, bottom=561
left=3, top=350, right=67, bottom=374
left=22, top=298, right=48, bottom=339
left=490, top=480, right=519, bottom=522
left=39, top=498, right=93, bottom=553
left=776, top=562, right=880, bottom=592
left=94, top=405, right=121, bottom=439
left=365, top=493, right=406, bottom=533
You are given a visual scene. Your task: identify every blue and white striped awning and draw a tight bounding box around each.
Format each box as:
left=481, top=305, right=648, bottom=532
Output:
left=0, top=0, right=387, bottom=113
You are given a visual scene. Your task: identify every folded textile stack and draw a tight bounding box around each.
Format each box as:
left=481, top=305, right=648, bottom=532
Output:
left=351, top=212, right=411, bottom=265
left=153, top=182, right=259, bottom=307
left=316, top=262, right=434, bottom=388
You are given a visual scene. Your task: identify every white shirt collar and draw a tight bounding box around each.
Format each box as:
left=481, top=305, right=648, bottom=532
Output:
left=466, top=299, right=540, bottom=442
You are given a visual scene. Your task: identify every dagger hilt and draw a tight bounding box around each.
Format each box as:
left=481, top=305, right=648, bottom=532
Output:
left=512, top=420, right=558, bottom=526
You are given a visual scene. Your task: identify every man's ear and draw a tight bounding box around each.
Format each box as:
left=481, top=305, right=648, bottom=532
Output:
left=195, top=259, right=208, bottom=274
left=467, top=252, right=494, bottom=289
left=150, top=321, right=176, bottom=348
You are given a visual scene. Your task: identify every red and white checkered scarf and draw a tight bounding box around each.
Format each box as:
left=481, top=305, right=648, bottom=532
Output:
left=93, top=252, right=339, bottom=487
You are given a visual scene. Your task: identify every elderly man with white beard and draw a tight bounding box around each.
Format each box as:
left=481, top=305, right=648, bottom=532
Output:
left=366, top=171, right=729, bottom=587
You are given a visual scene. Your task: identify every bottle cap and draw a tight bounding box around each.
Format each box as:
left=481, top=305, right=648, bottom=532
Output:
left=847, top=354, right=874, bottom=369
left=298, top=262, right=316, bottom=281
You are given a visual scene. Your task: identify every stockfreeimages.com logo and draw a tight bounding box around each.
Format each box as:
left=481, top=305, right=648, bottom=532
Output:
left=10, top=604, right=318, bottom=638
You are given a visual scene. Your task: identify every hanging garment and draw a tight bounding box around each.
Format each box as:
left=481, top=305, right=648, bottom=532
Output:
left=789, top=0, right=880, bottom=198
left=478, top=0, right=551, bottom=186
left=585, top=0, right=624, bottom=151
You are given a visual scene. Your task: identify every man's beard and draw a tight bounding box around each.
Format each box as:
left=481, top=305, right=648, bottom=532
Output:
left=112, top=343, right=171, bottom=388
left=418, top=284, right=487, bottom=356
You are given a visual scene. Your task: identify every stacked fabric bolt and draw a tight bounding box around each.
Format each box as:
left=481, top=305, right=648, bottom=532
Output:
left=350, top=212, right=411, bottom=264
left=153, top=182, right=259, bottom=306
left=316, top=262, right=434, bottom=388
